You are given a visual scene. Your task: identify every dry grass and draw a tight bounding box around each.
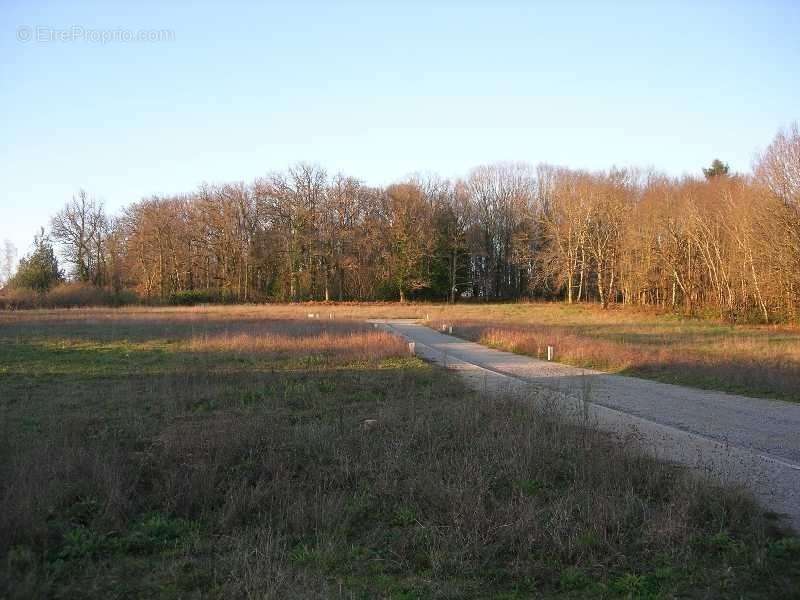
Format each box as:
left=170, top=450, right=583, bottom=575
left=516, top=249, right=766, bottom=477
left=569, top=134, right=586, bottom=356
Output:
left=424, top=304, right=800, bottom=400
left=185, top=323, right=405, bottom=364
left=163, top=300, right=797, bottom=401
left=1, top=306, right=799, bottom=598
left=3, top=300, right=798, bottom=399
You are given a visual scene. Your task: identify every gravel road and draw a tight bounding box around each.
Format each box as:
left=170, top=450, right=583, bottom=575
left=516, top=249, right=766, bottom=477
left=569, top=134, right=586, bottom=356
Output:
left=373, top=319, right=800, bottom=531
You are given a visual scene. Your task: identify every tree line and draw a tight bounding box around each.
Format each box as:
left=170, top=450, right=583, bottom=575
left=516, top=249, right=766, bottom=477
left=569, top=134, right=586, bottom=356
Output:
left=7, top=123, right=800, bottom=322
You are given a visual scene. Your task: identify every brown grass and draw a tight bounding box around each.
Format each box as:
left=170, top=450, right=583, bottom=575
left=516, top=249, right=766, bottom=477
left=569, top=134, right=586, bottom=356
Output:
left=185, top=322, right=406, bottom=363
left=434, top=313, right=800, bottom=400
left=4, top=300, right=799, bottom=399
left=3, top=300, right=800, bottom=400
left=1, top=306, right=798, bottom=598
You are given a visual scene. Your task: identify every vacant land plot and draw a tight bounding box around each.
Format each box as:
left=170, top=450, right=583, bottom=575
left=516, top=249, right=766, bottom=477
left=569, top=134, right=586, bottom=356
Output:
left=191, top=301, right=800, bottom=401
left=143, top=302, right=800, bottom=401
left=1, top=307, right=799, bottom=598
left=411, top=303, right=800, bottom=402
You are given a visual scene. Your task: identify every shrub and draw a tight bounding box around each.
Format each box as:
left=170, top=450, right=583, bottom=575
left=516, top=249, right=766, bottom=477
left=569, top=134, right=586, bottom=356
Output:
left=0, top=287, right=38, bottom=310
left=43, top=283, right=112, bottom=308
left=168, top=289, right=235, bottom=306
left=44, top=283, right=139, bottom=308
left=0, top=283, right=139, bottom=310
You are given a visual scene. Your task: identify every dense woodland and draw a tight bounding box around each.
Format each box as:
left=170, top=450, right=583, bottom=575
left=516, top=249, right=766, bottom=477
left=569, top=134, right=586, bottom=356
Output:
left=6, top=124, right=800, bottom=322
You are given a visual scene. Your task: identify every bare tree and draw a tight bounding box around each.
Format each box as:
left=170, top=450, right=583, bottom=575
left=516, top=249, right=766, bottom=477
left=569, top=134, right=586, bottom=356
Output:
left=385, top=182, right=435, bottom=302
left=50, top=190, right=107, bottom=284
left=755, top=123, right=800, bottom=319
left=23, top=124, right=800, bottom=321
left=755, top=122, right=800, bottom=210
left=466, top=163, right=535, bottom=299
left=1, top=239, right=18, bottom=286
left=539, top=170, right=591, bottom=303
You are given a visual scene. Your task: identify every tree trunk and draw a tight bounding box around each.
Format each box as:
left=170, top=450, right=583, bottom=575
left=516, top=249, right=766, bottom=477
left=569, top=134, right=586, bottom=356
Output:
left=567, top=271, right=574, bottom=304
left=449, top=250, right=457, bottom=304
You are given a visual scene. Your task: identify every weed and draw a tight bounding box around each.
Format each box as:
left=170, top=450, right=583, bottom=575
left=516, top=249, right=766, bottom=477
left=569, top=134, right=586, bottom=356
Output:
left=0, top=306, right=797, bottom=598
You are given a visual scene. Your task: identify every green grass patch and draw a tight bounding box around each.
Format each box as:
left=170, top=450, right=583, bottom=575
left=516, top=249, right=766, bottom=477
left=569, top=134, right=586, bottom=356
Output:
left=1, top=308, right=798, bottom=598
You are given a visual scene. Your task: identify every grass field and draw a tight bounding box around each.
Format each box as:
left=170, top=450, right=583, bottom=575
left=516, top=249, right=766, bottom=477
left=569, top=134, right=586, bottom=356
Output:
left=113, top=301, right=800, bottom=402
left=419, top=303, right=800, bottom=402
left=1, top=306, right=799, bottom=598
left=259, top=300, right=800, bottom=402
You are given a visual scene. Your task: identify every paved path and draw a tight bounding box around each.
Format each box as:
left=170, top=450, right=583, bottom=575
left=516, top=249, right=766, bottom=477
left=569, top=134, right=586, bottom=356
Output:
left=372, top=320, right=800, bottom=531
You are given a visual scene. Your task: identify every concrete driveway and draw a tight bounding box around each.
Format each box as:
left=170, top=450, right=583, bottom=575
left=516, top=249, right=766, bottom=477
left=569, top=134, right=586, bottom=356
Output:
left=373, top=319, right=800, bottom=531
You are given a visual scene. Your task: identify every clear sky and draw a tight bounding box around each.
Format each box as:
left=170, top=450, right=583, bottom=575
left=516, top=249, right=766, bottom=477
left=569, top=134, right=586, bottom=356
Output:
left=2, top=0, right=798, bottom=256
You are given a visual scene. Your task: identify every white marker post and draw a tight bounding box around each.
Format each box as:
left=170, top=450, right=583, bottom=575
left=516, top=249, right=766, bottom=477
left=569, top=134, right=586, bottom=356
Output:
left=408, top=341, right=416, bottom=356
left=547, top=345, right=554, bottom=361
left=448, top=325, right=453, bottom=335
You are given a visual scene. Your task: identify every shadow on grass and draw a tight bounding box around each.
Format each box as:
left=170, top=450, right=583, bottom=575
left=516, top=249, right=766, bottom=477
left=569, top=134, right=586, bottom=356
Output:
left=0, top=314, right=374, bottom=344
left=2, top=315, right=800, bottom=598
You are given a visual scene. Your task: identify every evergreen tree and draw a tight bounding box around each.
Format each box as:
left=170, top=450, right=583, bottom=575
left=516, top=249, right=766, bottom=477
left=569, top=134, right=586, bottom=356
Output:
left=703, top=159, right=730, bottom=179
left=9, top=229, right=63, bottom=292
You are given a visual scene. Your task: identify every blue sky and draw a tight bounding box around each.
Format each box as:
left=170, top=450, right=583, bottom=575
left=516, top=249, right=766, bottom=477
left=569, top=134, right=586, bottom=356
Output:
left=2, top=0, right=798, bottom=256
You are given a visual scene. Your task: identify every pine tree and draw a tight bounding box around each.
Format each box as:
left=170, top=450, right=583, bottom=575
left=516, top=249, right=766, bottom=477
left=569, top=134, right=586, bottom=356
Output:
left=9, top=229, right=63, bottom=292
left=703, top=159, right=730, bottom=179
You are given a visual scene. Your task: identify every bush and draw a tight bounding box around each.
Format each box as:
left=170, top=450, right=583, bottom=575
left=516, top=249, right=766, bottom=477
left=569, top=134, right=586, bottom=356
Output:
left=168, top=289, right=235, bottom=306
left=44, top=283, right=115, bottom=308
left=0, top=287, right=39, bottom=310
left=0, top=283, right=139, bottom=310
